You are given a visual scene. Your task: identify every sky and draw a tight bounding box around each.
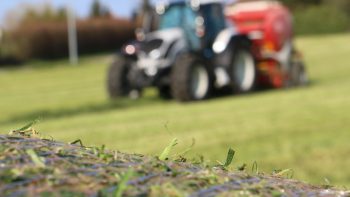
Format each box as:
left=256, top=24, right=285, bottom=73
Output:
left=0, top=0, right=157, bottom=26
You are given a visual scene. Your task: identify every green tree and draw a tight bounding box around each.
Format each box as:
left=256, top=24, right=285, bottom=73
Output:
left=89, top=0, right=111, bottom=18
left=15, top=3, right=67, bottom=24
left=279, top=0, right=322, bottom=9
left=142, top=0, right=152, bottom=12
left=323, top=0, right=350, bottom=16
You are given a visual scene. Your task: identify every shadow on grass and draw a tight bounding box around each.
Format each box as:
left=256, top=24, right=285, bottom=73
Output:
left=2, top=81, right=315, bottom=126
left=213, top=80, right=316, bottom=100
left=0, top=96, right=165, bottom=125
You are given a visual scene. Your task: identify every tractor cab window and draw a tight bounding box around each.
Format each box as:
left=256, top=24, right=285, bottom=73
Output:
left=159, top=3, right=201, bottom=50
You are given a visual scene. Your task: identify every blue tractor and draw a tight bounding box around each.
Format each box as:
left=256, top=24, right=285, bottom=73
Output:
left=107, top=0, right=256, bottom=102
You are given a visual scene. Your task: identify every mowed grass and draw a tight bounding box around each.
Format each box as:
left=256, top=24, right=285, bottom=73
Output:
left=0, top=33, right=349, bottom=187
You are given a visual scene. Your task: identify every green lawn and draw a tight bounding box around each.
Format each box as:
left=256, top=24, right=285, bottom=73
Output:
left=0, top=33, right=349, bottom=187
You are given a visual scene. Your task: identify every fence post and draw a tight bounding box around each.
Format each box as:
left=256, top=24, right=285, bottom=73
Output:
left=67, top=5, right=79, bottom=66
left=0, top=27, right=3, bottom=44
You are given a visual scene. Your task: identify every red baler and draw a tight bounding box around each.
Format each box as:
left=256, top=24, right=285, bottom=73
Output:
left=226, top=0, right=307, bottom=88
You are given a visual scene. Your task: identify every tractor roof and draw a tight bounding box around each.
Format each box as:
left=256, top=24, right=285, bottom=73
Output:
left=167, top=0, right=224, bottom=5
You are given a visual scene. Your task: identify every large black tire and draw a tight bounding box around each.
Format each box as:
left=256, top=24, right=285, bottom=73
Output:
left=107, top=56, right=131, bottom=98
left=228, top=40, right=257, bottom=93
left=290, top=60, right=309, bottom=87
left=171, top=54, right=214, bottom=102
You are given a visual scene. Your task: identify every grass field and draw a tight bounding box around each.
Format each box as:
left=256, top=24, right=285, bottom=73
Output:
left=0, top=33, right=349, bottom=187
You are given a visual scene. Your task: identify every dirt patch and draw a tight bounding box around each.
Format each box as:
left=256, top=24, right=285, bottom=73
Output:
left=0, top=135, right=348, bottom=197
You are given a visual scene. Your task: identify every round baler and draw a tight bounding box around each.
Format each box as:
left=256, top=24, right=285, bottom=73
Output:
left=226, top=0, right=308, bottom=88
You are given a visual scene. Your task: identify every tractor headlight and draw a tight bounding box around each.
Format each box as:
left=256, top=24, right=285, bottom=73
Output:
left=125, top=44, right=136, bottom=55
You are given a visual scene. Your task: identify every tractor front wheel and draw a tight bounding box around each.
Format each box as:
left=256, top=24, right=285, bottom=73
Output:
left=290, top=61, right=309, bottom=86
left=171, top=54, right=214, bottom=102
left=107, top=56, right=132, bottom=98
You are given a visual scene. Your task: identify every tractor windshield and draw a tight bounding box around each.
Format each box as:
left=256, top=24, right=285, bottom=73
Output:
left=158, top=2, right=227, bottom=51
left=159, top=3, right=200, bottom=50
left=159, top=3, right=196, bottom=30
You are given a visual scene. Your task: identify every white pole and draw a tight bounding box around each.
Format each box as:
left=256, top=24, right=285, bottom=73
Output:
left=0, top=27, right=3, bottom=44
left=67, top=5, right=78, bottom=65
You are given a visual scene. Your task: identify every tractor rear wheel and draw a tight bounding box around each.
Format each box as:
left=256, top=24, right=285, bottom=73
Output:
left=290, top=61, right=309, bottom=86
left=107, top=56, right=132, bottom=98
left=171, top=54, right=214, bottom=102
left=229, top=41, right=256, bottom=93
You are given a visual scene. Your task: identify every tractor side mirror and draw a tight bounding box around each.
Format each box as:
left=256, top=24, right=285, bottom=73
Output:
left=195, top=16, right=205, bottom=38
left=156, top=2, right=166, bottom=15
left=135, top=28, right=146, bottom=41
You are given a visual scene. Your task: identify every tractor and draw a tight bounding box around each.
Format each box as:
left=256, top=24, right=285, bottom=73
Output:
left=107, top=0, right=256, bottom=102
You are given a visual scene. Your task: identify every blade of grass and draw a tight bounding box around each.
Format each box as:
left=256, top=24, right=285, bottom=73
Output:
left=274, top=169, right=293, bottom=177
left=159, top=138, right=178, bottom=161
left=175, top=138, right=196, bottom=158
left=15, top=118, right=41, bottom=132
left=26, top=149, right=45, bottom=168
left=252, top=161, right=259, bottom=174
left=70, top=139, right=84, bottom=147
left=114, top=169, right=134, bottom=197
left=223, top=148, right=235, bottom=167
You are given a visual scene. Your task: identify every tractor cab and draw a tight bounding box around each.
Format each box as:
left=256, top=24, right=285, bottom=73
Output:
left=156, top=0, right=227, bottom=53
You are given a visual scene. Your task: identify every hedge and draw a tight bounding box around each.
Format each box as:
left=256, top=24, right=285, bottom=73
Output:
left=7, top=18, right=135, bottom=60
left=293, top=5, right=350, bottom=35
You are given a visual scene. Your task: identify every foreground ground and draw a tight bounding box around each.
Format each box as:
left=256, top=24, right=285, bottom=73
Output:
left=0, top=134, right=348, bottom=196
left=0, top=33, right=349, bottom=186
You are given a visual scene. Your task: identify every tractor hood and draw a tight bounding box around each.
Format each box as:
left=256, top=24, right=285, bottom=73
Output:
left=138, top=28, right=185, bottom=59
left=136, top=28, right=187, bottom=76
